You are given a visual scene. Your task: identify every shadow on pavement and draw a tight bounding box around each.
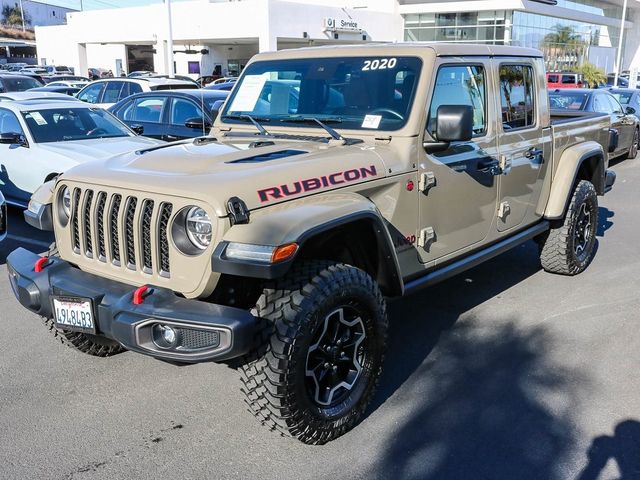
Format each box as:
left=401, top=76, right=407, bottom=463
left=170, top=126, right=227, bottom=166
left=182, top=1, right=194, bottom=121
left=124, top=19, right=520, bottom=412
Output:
left=363, top=241, right=584, bottom=480
left=597, top=207, right=614, bottom=237
left=577, top=419, right=640, bottom=480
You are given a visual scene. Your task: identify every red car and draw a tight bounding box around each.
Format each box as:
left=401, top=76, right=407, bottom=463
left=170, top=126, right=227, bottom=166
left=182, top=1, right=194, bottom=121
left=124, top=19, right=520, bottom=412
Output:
left=546, top=72, right=584, bottom=89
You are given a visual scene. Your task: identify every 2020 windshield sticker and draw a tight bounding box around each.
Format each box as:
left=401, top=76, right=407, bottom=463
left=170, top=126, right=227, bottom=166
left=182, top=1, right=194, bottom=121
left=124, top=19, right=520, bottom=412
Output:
left=362, top=58, right=397, bottom=71
left=228, top=73, right=269, bottom=112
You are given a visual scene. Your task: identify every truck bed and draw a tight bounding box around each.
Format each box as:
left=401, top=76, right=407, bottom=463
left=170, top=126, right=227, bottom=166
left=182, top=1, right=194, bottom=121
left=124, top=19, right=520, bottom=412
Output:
left=550, top=111, right=610, bottom=173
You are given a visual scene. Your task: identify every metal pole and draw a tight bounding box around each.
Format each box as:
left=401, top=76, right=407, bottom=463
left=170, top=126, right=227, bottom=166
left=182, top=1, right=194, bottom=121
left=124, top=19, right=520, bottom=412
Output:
left=614, top=0, right=628, bottom=87
left=165, top=0, right=175, bottom=78
left=19, top=0, right=26, bottom=32
left=80, top=0, right=83, bottom=11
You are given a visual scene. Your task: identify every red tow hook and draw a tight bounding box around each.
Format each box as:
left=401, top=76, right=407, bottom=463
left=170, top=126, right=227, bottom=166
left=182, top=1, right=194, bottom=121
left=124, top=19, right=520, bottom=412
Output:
left=133, top=285, right=153, bottom=305
left=34, top=257, right=51, bottom=273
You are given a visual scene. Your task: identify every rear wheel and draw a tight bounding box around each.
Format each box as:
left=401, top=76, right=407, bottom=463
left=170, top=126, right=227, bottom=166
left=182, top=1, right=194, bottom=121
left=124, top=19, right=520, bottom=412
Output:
left=240, top=261, right=387, bottom=444
left=539, top=180, right=598, bottom=275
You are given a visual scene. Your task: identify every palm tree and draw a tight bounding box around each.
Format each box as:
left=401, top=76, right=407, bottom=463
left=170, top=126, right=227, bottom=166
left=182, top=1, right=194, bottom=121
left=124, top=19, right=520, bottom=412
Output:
left=576, top=62, right=607, bottom=88
left=542, top=25, right=585, bottom=71
left=1, top=5, right=30, bottom=28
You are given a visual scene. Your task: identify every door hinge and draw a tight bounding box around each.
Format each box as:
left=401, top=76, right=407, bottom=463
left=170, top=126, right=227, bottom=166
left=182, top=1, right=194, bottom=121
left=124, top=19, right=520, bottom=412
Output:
left=419, top=172, right=436, bottom=194
left=418, top=227, right=436, bottom=251
left=498, top=201, right=511, bottom=221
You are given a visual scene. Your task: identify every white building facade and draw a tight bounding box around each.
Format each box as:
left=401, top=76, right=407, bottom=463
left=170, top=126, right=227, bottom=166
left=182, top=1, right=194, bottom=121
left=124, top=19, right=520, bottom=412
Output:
left=34, top=0, right=640, bottom=79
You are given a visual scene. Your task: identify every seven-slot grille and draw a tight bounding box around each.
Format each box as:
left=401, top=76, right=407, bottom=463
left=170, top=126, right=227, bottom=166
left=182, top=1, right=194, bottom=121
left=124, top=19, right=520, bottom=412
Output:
left=69, top=188, right=173, bottom=276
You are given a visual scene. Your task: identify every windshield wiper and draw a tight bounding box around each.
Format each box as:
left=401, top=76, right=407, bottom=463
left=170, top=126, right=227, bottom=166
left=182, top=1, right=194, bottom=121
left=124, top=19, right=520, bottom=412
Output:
left=280, top=117, right=344, bottom=141
left=221, top=114, right=272, bottom=136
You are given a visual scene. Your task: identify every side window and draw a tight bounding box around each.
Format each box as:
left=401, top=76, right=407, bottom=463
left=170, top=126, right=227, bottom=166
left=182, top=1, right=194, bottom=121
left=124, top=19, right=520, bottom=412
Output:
left=593, top=95, right=611, bottom=114
left=117, top=100, right=135, bottom=120
left=129, top=97, right=166, bottom=123
left=561, top=74, right=576, bottom=84
left=119, top=82, right=131, bottom=101
left=129, top=83, right=143, bottom=95
left=0, top=108, right=24, bottom=135
left=102, top=81, right=124, bottom=104
left=427, top=65, right=486, bottom=137
left=606, top=94, right=623, bottom=114
left=170, top=98, right=203, bottom=125
left=547, top=74, right=558, bottom=83
left=78, top=82, right=104, bottom=103
left=499, top=64, right=535, bottom=130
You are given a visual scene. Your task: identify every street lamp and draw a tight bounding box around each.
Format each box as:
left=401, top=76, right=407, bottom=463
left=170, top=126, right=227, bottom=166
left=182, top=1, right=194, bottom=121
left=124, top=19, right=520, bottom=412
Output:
left=614, top=0, right=628, bottom=87
left=165, top=0, right=175, bottom=78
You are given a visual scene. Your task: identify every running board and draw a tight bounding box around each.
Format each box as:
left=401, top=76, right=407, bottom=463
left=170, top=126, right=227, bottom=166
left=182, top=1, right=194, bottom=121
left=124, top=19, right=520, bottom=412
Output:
left=404, top=221, right=550, bottom=295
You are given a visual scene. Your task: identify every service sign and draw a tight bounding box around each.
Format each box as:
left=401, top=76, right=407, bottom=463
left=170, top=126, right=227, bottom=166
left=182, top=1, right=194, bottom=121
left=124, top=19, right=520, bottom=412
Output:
left=323, top=17, right=362, bottom=33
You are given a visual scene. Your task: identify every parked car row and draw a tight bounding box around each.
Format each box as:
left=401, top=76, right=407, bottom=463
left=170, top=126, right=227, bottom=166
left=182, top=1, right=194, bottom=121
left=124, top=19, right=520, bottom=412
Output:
left=546, top=71, right=632, bottom=89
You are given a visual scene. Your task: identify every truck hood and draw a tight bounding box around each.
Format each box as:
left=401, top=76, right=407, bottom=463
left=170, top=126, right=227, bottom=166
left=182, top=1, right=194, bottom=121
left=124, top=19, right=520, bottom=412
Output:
left=60, top=138, right=389, bottom=216
left=37, top=136, right=162, bottom=164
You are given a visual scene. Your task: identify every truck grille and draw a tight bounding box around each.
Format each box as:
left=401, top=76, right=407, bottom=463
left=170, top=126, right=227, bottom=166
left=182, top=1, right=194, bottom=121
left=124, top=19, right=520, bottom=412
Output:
left=69, top=188, right=173, bottom=277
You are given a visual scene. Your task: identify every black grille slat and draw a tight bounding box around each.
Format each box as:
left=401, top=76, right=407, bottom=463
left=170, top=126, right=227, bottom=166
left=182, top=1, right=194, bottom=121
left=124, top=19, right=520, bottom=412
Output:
left=83, top=190, right=94, bottom=257
left=141, top=200, right=154, bottom=271
left=110, top=194, right=122, bottom=263
left=124, top=197, right=137, bottom=268
left=71, top=188, right=81, bottom=252
left=159, top=203, right=173, bottom=274
left=95, top=192, right=107, bottom=260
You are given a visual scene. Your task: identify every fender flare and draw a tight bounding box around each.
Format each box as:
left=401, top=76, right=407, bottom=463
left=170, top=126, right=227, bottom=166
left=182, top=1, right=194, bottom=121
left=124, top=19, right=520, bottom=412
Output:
left=544, top=142, right=605, bottom=220
left=212, top=193, right=403, bottom=296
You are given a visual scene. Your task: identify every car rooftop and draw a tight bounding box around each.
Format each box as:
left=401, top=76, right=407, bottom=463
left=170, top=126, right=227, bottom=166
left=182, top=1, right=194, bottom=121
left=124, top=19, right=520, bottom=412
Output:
left=5, top=100, right=100, bottom=109
left=96, top=77, right=195, bottom=85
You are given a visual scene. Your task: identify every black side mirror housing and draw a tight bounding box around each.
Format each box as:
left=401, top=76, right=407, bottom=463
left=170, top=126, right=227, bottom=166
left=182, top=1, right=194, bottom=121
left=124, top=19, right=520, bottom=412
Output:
left=0, top=132, right=26, bottom=146
left=130, top=124, right=144, bottom=135
left=423, top=105, right=474, bottom=153
left=185, top=117, right=212, bottom=130
left=626, top=106, right=636, bottom=115
left=608, top=128, right=619, bottom=153
left=210, top=99, right=225, bottom=122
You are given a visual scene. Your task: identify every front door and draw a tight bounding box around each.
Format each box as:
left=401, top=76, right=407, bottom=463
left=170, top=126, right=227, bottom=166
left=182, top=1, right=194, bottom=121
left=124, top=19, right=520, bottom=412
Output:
left=0, top=107, right=31, bottom=205
left=418, top=59, right=499, bottom=264
left=494, top=61, right=551, bottom=232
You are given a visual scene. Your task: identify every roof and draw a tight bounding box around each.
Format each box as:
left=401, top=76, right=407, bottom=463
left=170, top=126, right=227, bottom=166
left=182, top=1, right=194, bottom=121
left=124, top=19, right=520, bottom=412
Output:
left=256, top=42, right=543, bottom=58
left=1, top=99, right=102, bottom=110
left=0, top=91, right=74, bottom=101
left=94, top=77, right=195, bottom=86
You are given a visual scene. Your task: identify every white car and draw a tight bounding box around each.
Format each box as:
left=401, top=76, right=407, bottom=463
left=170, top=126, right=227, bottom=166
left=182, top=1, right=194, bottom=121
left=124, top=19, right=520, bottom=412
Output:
left=46, top=80, right=89, bottom=89
left=0, top=100, right=163, bottom=206
left=0, top=91, right=79, bottom=102
left=77, top=77, right=198, bottom=109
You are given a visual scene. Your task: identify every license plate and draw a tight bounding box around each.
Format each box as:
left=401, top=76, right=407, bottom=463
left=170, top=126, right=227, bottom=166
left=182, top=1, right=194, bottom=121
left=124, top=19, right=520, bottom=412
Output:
left=53, top=296, right=95, bottom=333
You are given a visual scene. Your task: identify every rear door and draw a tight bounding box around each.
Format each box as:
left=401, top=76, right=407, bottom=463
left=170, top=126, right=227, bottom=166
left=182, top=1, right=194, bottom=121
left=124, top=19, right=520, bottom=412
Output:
left=0, top=107, right=31, bottom=204
left=165, top=97, right=210, bottom=141
left=494, top=60, right=551, bottom=232
left=605, top=93, right=635, bottom=152
left=418, top=59, right=499, bottom=263
left=594, top=93, right=625, bottom=157
left=120, top=96, right=168, bottom=140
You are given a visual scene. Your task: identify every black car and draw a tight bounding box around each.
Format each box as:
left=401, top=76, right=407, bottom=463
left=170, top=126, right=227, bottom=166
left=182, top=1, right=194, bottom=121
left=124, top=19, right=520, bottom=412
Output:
left=549, top=88, right=639, bottom=159
left=609, top=88, right=640, bottom=122
left=28, top=86, right=81, bottom=96
left=109, top=89, right=228, bottom=141
left=0, top=74, right=44, bottom=93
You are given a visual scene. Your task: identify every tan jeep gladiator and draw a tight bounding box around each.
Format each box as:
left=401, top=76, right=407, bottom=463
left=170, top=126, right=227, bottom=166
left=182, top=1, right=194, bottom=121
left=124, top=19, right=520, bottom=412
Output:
left=8, top=44, right=617, bottom=444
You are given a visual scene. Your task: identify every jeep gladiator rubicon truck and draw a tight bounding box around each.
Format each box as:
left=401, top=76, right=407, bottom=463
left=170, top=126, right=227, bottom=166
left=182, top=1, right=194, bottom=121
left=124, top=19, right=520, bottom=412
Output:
left=8, top=44, right=616, bottom=444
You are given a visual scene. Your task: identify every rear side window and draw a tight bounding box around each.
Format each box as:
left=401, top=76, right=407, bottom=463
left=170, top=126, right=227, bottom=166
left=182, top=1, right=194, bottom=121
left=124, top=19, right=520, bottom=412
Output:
left=561, top=75, right=576, bottom=84
left=78, top=82, right=105, bottom=103
left=547, top=74, right=558, bottom=83
left=605, top=94, right=623, bottom=114
left=102, top=81, right=124, bottom=104
left=593, top=95, right=612, bottom=114
left=170, top=98, right=203, bottom=125
left=124, top=97, right=166, bottom=123
left=428, top=65, right=486, bottom=137
left=499, top=64, right=535, bottom=130
left=129, top=83, right=143, bottom=95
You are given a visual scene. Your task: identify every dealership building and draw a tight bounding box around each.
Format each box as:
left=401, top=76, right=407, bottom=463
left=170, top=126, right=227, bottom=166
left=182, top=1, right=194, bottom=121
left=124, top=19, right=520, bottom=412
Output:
left=34, top=0, right=640, bottom=79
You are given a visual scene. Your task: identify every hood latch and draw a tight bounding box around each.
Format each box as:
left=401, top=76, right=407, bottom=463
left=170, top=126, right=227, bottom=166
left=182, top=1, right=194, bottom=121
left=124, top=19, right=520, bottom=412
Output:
left=227, top=196, right=250, bottom=225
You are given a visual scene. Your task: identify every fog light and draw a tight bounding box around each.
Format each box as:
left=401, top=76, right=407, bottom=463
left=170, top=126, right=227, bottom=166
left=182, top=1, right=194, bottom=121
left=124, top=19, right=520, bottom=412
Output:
left=152, top=324, right=178, bottom=349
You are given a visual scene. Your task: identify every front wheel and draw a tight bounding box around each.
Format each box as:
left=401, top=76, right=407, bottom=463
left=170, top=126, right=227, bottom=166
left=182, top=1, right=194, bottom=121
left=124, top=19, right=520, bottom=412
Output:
left=240, top=261, right=388, bottom=444
left=627, top=128, right=639, bottom=159
left=539, top=180, right=599, bottom=275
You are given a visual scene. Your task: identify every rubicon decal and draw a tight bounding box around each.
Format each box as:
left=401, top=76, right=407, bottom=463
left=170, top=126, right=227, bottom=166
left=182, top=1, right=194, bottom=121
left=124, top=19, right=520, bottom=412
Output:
left=258, top=165, right=378, bottom=202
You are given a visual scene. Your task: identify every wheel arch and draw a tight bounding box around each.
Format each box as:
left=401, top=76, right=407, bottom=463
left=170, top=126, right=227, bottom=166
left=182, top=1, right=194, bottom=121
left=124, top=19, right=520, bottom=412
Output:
left=544, top=142, right=605, bottom=220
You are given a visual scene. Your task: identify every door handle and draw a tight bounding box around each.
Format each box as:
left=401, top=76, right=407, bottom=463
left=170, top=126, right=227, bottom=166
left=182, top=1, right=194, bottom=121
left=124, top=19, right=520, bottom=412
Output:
left=525, top=147, right=543, bottom=159
left=477, top=159, right=502, bottom=175
left=166, top=135, right=179, bottom=141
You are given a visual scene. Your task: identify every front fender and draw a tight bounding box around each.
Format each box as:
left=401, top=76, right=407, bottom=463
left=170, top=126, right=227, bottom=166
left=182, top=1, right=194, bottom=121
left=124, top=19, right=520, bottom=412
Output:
left=544, top=142, right=605, bottom=220
left=212, top=192, right=403, bottom=296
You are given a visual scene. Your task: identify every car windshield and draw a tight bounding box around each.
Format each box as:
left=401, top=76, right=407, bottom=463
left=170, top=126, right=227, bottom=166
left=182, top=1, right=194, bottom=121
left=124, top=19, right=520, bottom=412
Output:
left=221, top=56, right=422, bottom=131
left=549, top=93, right=589, bottom=110
left=612, top=92, right=632, bottom=105
left=22, top=107, right=132, bottom=143
left=1, top=76, right=43, bottom=92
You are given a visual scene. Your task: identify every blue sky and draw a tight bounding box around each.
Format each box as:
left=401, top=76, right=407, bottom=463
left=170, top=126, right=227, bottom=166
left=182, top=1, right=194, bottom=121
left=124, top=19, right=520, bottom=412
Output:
left=41, top=0, right=190, bottom=11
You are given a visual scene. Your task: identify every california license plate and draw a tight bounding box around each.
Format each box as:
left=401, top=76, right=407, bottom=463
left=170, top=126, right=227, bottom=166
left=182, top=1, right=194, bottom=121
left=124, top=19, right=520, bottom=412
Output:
left=53, top=296, right=95, bottom=333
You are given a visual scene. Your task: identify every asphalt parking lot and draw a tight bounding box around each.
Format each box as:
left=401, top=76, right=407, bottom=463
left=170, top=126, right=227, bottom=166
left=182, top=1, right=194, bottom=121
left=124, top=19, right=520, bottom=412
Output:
left=0, top=158, right=638, bottom=480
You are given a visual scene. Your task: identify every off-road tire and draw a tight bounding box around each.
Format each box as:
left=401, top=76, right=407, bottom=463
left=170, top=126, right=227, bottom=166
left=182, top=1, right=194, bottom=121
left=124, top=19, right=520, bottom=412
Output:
left=240, top=261, right=388, bottom=445
left=42, top=243, right=125, bottom=357
left=539, top=180, right=598, bottom=275
left=627, top=128, right=639, bottom=159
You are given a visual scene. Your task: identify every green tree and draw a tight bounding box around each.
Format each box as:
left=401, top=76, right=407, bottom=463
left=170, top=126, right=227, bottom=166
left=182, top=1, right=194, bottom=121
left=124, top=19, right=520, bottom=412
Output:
left=1, top=5, right=30, bottom=28
left=542, top=25, right=586, bottom=71
left=576, top=62, right=607, bottom=88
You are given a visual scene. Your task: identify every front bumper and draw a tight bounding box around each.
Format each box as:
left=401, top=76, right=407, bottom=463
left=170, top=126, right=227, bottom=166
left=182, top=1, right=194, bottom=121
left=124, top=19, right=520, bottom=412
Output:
left=6, top=248, right=256, bottom=363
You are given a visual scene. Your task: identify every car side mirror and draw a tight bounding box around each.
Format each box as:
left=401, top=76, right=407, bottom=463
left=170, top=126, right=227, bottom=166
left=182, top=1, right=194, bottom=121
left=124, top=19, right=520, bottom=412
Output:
left=423, top=105, right=474, bottom=153
left=0, top=132, right=26, bottom=146
left=626, top=106, right=636, bottom=115
left=210, top=99, right=225, bottom=122
left=185, top=117, right=212, bottom=130
left=130, top=124, right=144, bottom=135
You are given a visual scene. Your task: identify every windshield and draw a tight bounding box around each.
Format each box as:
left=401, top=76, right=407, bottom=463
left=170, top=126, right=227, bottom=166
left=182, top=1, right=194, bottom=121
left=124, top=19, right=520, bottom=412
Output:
left=22, top=107, right=133, bottom=143
left=549, top=93, right=589, bottom=110
left=222, top=56, right=422, bottom=131
left=612, top=93, right=632, bottom=105
left=0, top=76, right=43, bottom=92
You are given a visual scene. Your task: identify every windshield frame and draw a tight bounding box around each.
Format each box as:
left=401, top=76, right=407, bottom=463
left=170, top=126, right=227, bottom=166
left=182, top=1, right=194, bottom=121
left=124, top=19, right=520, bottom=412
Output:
left=21, top=106, right=135, bottom=143
left=219, top=55, right=423, bottom=133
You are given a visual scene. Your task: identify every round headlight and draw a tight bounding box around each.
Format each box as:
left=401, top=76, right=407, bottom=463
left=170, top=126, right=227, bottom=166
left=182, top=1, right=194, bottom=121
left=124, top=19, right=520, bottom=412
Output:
left=61, top=186, right=71, bottom=218
left=185, top=207, right=212, bottom=250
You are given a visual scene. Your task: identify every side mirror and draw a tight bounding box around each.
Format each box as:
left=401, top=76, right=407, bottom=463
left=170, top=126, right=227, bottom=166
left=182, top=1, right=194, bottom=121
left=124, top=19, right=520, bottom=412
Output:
left=626, top=106, right=636, bottom=115
left=130, top=124, right=144, bottom=135
left=185, top=117, right=212, bottom=130
left=0, top=132, right=26, bottom=146
left=608, top=128, right=619, bottom=153
left=210, top=99, right=225, bottom=122
left=424, top=105, right=473, bottom=153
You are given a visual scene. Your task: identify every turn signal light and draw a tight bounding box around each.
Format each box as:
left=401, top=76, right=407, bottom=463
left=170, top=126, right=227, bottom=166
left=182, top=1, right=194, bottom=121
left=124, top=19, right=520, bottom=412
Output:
left=272, top=243, right=299, bottom=263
